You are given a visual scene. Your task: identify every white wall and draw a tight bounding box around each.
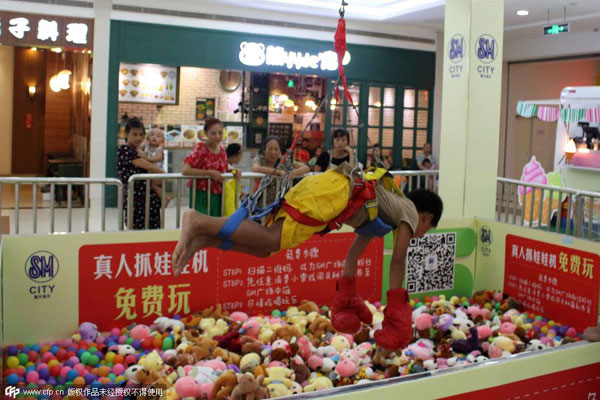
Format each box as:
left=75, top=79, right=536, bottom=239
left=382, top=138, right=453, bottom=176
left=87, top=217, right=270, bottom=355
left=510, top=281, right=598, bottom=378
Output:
left=0, top=46, right=14, bottom=175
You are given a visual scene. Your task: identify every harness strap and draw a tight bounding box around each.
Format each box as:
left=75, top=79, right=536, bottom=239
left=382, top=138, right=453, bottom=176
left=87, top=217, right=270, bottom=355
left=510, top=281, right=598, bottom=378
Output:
left=217, top=206, right=249, bottom=250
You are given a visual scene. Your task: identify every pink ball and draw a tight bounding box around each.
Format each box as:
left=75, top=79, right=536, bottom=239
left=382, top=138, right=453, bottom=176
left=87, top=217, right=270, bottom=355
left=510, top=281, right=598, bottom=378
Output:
left=111, top=328, right=121, bottom=336
left=27, top=370, right=40, bottom=383
left=37, top=363, right=49, bottom=371
left=63, top=339, right=73, bottom=346
left=60, top=367, right=71, bottom=379
left=42, top=352, right=54, bottom=362
left=112, top=364, right=125, bottom=375
left=118, top=335, right=127, bottom=344
left=565, top=328, right=577, bottom=337
left=37, top=379, right=46, bottom=386
left=56, top=339, right=65, bottom=346
left=96, top=336, right=105, bottom=345
left=229, top=311, right=248, bottom=323
left=130, top=325, right=151, bottom=340
left=74, top=364, right=86, bottom=375
left=68, top=356, right=79, bottom=365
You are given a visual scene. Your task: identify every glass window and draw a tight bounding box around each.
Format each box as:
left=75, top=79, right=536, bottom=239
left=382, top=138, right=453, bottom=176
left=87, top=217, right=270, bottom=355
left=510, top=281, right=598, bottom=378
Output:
left=404, top=89, right=416, bottom=108
left=369, top=86, right=381, bottom=106
left=383, top=109, right=395, bottom=127
left=402, top=129, right=414, bottom=147
left=403, top=109, right=415, bottom=128
left=418, top=90, right=429, bottom=109
left=368, top=108, right=381, bottom=126
left=417, top=110, right=428, bottom=129
left=382, top=128, right=394, bottom=147
left=383, top=88, right=395, bottom=107
left=368, top=128, right=380, bottom=145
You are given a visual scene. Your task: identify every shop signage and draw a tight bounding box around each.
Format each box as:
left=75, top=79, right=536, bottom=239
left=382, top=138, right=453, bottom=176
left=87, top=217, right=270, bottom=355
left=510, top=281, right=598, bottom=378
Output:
left=543, top=23, right=570, bottom=36
left=0, top=11, right=93, bottom=48
left=238, top=41, right=350, bottom=71
left=504, top=234, right=600, bottom=331
left=474, top=34, right=498, bottom=79
left=447, top=33, right=465, bottom=79
left=79, top=233, right=382, bottom=330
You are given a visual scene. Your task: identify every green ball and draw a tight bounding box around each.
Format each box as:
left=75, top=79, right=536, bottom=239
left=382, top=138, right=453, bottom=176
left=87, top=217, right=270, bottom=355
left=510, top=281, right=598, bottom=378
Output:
left=88, top=354, right=100, bottom=366
left=18, top=353, right=29, bottom=365
left=162, top=337, right=174, bottom=350
left=416, top=302, right=424, bottom=308
left=125, top=338, right=134, bottom=345
left=271, top=310, right=281, bottom=317
left=80, top=351, right=91, bottom=364
left=535, top=315, right=543, bottom=320
left=321, top=306, right=329, bottom=311
left=88, top=347, right=98, bottom=353
left=108, top=373, right=116, bottom=381
left=462, top=301, right=470, bottom=307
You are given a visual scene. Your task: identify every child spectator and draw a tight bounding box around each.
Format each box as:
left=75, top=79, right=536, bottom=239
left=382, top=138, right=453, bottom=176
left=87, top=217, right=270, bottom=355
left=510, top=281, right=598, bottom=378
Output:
left=140, top=128, right=171, bottom=206
left=117, top=118, right=164, bottom=229
left=183, top=117, right=228, bottom=217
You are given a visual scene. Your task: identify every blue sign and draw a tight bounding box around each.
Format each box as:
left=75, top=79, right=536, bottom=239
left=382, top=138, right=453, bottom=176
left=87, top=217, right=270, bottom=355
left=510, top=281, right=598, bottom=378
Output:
left=448, top=34, right=465, bottom=64
left=25, top=251, right=59, bottom=283
left=476, top=34, right=497, bottom=64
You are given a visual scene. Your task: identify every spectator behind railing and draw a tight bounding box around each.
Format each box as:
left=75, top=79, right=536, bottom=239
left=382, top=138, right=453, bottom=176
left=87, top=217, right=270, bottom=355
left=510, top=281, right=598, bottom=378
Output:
left=182, top=118, right=229, bottom=217
left=314, top=128, right=356, bottom=172
left=252, top=136, right=309, bottom=205
left=117, top=118, right=165, bottom=230
left=367, top=143, right=389, bottom=170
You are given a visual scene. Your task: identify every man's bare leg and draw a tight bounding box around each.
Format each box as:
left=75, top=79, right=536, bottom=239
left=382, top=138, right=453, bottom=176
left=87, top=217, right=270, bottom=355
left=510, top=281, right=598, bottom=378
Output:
left=173, top=209, right=283, bottom=274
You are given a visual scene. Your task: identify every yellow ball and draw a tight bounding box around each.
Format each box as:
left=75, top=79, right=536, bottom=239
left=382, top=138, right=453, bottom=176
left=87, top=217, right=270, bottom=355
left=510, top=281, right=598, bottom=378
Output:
left=541, top=326, right=549, bottom=334
left=26, top=362, right=35, bottom=368
left=47, top=360, right=59, bottom=368
left=484, top=303, right=492, bottom=310
left=6, top=356, right=19, bottom=369
left=548, top=320, right=555, bottom=327
left=115, top=375, right=127, bottom=384
left=71, top=333, right=82, bottom=342
left=105, top=351, right=116, bottom=364
left=460, top=296, right=468, bottom=303
left=409, top=299, right=415, bottom=307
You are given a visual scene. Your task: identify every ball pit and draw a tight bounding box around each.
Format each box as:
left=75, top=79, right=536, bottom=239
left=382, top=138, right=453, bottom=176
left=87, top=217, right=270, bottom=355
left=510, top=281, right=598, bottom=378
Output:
left=2, top=290, right=584, bottom=399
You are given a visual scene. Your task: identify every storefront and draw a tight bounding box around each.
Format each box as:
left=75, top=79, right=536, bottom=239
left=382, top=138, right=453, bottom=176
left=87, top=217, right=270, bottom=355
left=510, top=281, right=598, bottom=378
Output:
left=106, top=20, right=435, bottom=202
left=0, top=11, right=94, bottom=178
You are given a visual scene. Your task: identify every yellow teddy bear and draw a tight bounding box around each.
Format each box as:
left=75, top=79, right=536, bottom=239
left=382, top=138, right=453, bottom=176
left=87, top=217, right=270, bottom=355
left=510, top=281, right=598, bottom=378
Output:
left=264, top=366, right=294, bottom=398
left=199, top=318, right=228, bottom=339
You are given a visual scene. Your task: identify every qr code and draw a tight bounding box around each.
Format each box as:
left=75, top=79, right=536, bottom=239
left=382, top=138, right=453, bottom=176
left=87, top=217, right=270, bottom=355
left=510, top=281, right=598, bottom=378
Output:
left=406, top=232, right=456, bottom=293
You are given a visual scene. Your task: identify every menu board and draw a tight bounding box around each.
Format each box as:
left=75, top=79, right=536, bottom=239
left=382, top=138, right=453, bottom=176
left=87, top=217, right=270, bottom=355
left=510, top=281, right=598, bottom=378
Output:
left=196, top=98, right=216, bottom=121
left=78, top=234, right=383, bottom=329
left=268, top=123, right=294, bottom=149
left=118, top=63, right=179, bottom=105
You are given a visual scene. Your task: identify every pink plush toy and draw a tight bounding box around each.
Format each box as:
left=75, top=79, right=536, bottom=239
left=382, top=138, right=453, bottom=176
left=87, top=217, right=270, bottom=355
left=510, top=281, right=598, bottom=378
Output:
left=271, top=339, right=292, bottom=353
left=242, top=317, right=261, bottom=337
left=175, top=376, right=201, bottom=398
left=499, top=322, right=516, bottom=335
left=487, top=344, right=502, bottom=359
left=229, top=311, right=248, bottom=323
left=435, top=314, right=454, bottom=331
left=340, top=349, right=359, bottom=365
left=130, top=325, right=151, bottom=340
left=480, top=308, right=493, bottom=320
left=199, top=383, right=214, bottom=399
left=540, top=337, right=555, bottom=347
left=407, top=340, right=434, bottom=361
left=307, top=354, right=323, bottom=370
left=197, top=359, right=226, bottom=371
left=296, top=337, right=313, bottom=361
left=437, top=358, right=448, bottom=369
left=335, top=359, right=357, bottom=378
left=493, top=291, right=503, bottom=303
left=267, top=361, right=286, bottom=368
left=415, top=314, right=434, bottom=331
left=476, top=325, right=493, bottom=339
left=466, top=306, right=481, bottom=318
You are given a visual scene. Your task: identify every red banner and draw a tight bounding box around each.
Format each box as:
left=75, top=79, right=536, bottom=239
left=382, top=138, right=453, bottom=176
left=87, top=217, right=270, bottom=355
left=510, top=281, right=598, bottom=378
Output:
left=504, top=235, right=600, bottom=331
left=78, top=233, right=382, bottom=330
left=440, top=362, right=600, bottom=399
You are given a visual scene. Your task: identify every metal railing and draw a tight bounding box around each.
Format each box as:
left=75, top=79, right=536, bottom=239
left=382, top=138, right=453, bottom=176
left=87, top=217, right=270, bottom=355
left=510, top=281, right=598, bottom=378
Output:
left=496, top=177, right=600, bottom=241
left=0, top=177, right=123, bottom=235
left=126, top=170, right=439, bottom=230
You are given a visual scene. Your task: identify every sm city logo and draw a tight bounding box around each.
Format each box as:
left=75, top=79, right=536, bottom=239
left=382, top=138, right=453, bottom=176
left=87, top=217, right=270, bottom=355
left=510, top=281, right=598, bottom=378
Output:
left=25, top=251, right=59, bottom=298
left=480, top=226, right=492, bottom=256
left=476, top=34, right=497, bottom=63
left=448, top=34, right=465, bottom=63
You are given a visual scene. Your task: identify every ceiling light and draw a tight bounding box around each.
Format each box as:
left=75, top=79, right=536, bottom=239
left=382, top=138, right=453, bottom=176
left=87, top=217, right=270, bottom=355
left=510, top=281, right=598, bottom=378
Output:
left=51, top=47, right=62, bottom=53
left=516, top=10, right=529, bottom=16
left=31, top=47, right=37, bottom=52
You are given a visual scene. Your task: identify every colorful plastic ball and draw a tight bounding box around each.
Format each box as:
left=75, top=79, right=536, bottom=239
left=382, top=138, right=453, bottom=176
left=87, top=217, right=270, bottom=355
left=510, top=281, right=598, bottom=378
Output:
left=83, top=373, right=97, bottom=385
left=541, top=326, right=549, bottom=334
left=80, top=351, right=91, bottom=364
left=559, top=325, right=569, bottom=336
left=153, top=338, right=163, bottom=349
left=49, top=365, right=61, bottom=377
left=112, top=363, right=125, bottom=375
left=125, top=338, right=134, bottom=345
left=60, top=367, right=71, bottom=379
left=131, top=340, right=142, bottom=350
left=124, top=354, right=137, bottom=366
left=566, top=327, right=577, bottom=337
left=104, top=351, right=116, bottom=364
left=6, top=373, right=19, bottom=385
left=26, top=370, right=39, bottom=384
left=111, top=327, right=121, bottom=336
left=18, top=353, right=29, bottom=365
left=6, top=345, right=19, bottom=356
left=162, top=337, right=174, bottom=350
left=72, top=376, right=85, bottom=387
left=38, top=368, right=50, bottom=380
left=88, top=354, right=100, bottom=366
left=114, top=375, right=127, bottom=384
left=66, top=369, right=80, bottom=381
left=7, top=356, right=20, bottom=369
left=113, top=355, right=124, bottom=365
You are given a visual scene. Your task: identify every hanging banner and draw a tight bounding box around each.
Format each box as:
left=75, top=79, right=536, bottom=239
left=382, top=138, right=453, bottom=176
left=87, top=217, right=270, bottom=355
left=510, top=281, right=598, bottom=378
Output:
left=504, top=234, right=600, bottom=331
left=78, top=234, right=382, bottom=330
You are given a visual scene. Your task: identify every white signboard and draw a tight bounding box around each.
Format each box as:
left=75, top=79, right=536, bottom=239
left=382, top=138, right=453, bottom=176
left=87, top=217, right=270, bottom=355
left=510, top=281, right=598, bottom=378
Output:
left=118, top=63, right=179, bottom=105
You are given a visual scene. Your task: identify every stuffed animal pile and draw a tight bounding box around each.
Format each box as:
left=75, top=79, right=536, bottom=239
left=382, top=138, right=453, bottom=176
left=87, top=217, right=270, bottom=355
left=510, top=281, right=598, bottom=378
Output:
left=3, top=292, right=584, bottom=399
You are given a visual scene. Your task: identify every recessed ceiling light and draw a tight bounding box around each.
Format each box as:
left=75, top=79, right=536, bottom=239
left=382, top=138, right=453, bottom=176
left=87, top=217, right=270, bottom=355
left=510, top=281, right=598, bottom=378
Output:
left=516, top=10, right=529, bottom=16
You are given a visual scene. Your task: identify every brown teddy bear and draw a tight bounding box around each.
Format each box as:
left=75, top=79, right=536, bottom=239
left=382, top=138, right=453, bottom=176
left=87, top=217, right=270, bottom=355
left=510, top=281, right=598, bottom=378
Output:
left=135, top=368, right=160, bottom=386
left=308, top=316, right=334, bottom=346
left=212, top=369, right=238, bottom=400
left=182, top=335, right=218, bottom=362
left=240, top=335, right=263, bottom=355
left=352, top=326, right=371, bottom=344
left=290, top=357, right=310, bottom=384
left=201, top=303, right=229, bottom=319
left=213, top=347, right=241, bottom=366
left=231, top=373, right=269, bottom=400
left=270, top=326, right=303, bottom=344
left=297, top=299, right=319, bottom=314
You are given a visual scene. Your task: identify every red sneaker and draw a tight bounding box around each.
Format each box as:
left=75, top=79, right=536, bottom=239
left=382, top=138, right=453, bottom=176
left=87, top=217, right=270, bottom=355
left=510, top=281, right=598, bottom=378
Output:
left=374, top=288, right=413, bottom=350
left=330, top=275, right=373, bottom=334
